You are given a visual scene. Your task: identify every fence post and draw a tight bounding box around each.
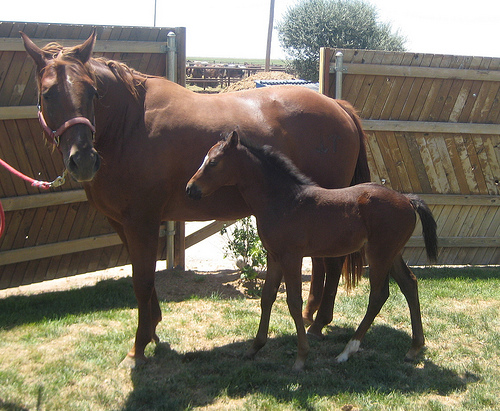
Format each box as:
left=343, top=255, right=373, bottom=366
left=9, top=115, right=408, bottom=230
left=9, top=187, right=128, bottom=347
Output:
left=334, top=51, right=344, bottom=100
left=165, top=31, right=177, bottom=269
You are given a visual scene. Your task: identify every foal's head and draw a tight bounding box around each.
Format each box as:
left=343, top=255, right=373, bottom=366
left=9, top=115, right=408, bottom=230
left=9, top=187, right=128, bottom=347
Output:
left=186, top=131, right=241, bottom=200
left=21, top=32, right=101, bottom=182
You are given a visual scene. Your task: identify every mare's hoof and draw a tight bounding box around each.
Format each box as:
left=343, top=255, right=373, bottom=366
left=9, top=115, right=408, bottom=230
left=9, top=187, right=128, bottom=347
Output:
left=243, top=349, right=257, bottom=360
left=306, top=326, right=324, bottom=340
left=404, top=345, right=424, bottom=362
left=119, top=355, right=147, bottom=369
left=292, top=359, right=306, bottom=372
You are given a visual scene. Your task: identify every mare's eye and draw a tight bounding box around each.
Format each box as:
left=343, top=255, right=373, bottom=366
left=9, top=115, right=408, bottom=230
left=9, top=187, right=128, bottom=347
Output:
left=42, top=88, right=56, bottom=101
left=208, top=159, right=218, bottom=167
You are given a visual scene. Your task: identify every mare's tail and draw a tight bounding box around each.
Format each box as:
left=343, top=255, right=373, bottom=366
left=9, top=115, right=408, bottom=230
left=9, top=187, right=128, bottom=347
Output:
left=337, top=100, right=371, bottom=290
left=407, top=194, right=438, bottom=263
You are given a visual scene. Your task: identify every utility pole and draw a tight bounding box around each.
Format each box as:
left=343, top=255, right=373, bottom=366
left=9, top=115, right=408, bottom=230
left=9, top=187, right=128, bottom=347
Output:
left=265, top=0, right=275, bottom=71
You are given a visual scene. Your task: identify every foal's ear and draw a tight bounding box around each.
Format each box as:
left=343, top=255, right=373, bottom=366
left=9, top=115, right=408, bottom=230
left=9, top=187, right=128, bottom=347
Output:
left=73, top=31, right=96, bottom=64
left=227, top=130, right=240, bottom=148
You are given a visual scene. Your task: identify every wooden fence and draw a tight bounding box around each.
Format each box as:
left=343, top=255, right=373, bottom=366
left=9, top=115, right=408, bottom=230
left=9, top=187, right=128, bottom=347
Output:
left=0, top=22, right=186, bottom=289
left=320, top=48, right=500, bottom=265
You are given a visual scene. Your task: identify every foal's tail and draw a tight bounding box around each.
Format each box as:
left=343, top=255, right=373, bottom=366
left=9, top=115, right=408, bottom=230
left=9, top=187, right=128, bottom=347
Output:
left=407, top=194, right=438, bottom=263
left=337, top=100, right=371, bottom=290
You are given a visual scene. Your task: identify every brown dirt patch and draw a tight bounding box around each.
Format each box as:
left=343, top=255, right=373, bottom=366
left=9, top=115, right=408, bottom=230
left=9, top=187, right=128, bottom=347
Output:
left=221, top=71, right=296, bottom=93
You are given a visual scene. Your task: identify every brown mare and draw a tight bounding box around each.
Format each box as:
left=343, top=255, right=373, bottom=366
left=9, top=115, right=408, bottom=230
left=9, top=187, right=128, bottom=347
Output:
left=21, top=32, right=370, bottom=366
left=187, top=131, right=438, bottom=371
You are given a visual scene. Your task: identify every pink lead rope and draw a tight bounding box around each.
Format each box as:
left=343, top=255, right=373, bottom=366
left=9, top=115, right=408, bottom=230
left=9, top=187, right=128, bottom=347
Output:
left=0, top=108, right=94, bottom=238
left=0, top=158, right=67, bottom=238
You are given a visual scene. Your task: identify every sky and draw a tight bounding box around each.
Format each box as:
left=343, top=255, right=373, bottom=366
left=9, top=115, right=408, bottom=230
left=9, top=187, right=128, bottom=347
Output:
left=3, top=0, right=500, bottom=61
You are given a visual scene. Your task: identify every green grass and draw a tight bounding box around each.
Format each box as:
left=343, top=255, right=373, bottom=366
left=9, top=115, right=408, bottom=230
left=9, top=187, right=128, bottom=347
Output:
left=0, top=266, right=498, bottom=410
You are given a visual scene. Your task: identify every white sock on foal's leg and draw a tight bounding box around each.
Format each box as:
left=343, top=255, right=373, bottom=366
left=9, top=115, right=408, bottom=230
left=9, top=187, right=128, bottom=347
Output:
left=336, top=339, right=361, bottom=363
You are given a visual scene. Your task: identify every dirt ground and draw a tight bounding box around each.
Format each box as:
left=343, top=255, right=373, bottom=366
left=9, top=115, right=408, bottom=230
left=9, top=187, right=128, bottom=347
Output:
left=0, top=222, right=313, bottom=300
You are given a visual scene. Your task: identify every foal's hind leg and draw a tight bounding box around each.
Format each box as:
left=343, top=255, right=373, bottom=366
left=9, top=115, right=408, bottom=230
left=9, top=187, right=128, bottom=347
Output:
left=390, top=255, right=424, bottom=361
left=337, top=261, right=391, bottom=362
left=307, top=257, right=344, bottom=339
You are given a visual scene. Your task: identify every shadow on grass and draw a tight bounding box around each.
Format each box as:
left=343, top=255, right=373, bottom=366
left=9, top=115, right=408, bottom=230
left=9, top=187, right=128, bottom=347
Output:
left=0, top=278, right=136, bottom=329
left=124, top=324, right=475, bottom=410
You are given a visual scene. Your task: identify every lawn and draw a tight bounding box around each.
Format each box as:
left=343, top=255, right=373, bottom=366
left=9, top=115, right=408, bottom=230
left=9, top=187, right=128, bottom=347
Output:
left=0, top=266, right=498, bottom=410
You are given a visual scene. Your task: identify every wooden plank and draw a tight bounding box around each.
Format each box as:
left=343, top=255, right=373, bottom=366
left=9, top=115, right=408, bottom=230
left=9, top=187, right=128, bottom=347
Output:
left=0, top=233, right=122, bottom=265
left=361, top=120, right=500, bottom=134
left=185, top=220, right=236, bottom=249
left=405, top=236, right=499, bottom=247
left=0, top=106, right=37, bottom=120
left=0, top=38, right=167, bottom=54
left=0, top=189, right=87, bottom=212
left=332, top=62, right=500, bottom=82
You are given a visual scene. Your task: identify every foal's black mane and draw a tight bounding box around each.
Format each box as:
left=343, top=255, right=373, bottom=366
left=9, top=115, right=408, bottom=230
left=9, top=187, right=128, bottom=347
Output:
left=237, top=138, right=317, bottom=188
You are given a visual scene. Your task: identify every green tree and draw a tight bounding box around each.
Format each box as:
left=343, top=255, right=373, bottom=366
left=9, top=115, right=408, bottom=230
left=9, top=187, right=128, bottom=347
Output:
left=277, top=0, right=406, bottom=81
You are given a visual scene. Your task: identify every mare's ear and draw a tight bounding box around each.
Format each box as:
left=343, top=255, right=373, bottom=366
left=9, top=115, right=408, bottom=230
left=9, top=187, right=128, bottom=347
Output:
left=227, top=130, right=240, bottom=148
left=73, top=31, right=96, bottom=64
left=20, top=32, right=47, bottom=69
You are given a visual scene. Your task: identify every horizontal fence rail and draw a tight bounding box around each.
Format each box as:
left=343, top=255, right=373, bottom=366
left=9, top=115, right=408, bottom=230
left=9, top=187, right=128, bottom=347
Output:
left=321, top=47, right=500, bottom=266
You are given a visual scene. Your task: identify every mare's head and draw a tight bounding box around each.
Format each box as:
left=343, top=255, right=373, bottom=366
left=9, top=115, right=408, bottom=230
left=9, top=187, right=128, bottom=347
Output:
left=21, top=32, right=100, bottom=182
left=186, top=131, right=241, bottom=200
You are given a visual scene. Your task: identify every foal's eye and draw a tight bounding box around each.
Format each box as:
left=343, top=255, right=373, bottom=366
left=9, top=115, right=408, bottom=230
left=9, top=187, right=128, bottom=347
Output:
left=208, top=159, right=218, bottom=167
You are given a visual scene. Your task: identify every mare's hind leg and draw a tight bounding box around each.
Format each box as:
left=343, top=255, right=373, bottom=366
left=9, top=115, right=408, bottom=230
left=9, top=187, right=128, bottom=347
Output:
left=303, top=257, right=326, bottom=325
left=390, top=255, right=424, bottom=361
left=337, top=260, right=391, bottom=362
left=307, top=257, right=344, bottom=338
left=245, top=254, right=283, bottom=360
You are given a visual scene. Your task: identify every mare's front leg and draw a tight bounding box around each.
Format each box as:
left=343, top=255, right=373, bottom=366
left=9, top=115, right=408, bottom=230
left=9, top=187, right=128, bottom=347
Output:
left=302, top=257, right=326, bottom=325
left=307, top=257, right=344, bottom=338
left=245, top=254, right=283, bottom=360
left=119, top=218, right=162, bottom=367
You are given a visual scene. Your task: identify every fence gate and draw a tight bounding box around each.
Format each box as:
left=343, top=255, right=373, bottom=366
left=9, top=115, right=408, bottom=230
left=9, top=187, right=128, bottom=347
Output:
left=320, top=48, right=500, bottom=265
left=0, top=22, right=186, bottom=289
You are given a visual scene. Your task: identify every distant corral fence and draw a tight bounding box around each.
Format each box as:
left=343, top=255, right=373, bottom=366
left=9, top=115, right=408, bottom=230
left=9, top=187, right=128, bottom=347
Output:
left=320, top=48, right=500, bottom=265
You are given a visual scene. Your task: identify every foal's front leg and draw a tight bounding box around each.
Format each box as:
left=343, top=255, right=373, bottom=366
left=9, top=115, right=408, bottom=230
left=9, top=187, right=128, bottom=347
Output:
left=282, top=256, right=309, bottom=371
left=245, top=254, right=283, bottom=359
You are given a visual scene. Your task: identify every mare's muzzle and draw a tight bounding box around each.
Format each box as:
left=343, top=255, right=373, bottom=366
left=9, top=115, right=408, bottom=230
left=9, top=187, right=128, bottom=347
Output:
left=66, top=144, right=101, bottom=182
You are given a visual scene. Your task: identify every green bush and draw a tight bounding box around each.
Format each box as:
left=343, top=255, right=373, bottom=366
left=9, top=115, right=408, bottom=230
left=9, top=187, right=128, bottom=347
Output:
left=220, top=217, right=267, bottom=281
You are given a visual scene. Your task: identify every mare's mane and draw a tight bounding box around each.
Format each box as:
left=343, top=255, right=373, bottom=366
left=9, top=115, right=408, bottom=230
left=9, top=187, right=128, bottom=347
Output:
left=236, top=137, right=317, bottom=188
left=40, top=41, right=151, bottom=99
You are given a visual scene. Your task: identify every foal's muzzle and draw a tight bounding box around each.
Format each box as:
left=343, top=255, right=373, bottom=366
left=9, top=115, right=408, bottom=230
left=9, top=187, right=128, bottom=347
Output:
left=186, top=182, right=202, bottom=200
